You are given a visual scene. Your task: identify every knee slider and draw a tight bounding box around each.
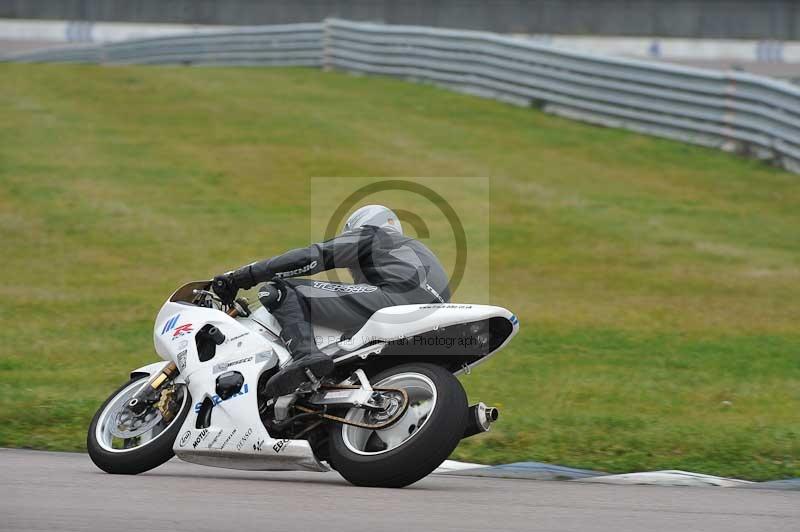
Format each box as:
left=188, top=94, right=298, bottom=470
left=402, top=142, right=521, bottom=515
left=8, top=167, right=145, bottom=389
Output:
left=257, top=281, right=286, bottom=311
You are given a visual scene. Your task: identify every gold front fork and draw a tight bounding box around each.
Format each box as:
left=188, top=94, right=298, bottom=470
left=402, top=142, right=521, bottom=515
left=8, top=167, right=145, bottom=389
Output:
left=150, top=362, right=179, bottom=389
left=127, top=362, right=179, bottom=414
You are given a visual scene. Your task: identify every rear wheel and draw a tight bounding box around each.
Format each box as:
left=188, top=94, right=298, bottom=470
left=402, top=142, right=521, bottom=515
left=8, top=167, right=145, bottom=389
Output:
left=328, top=363, right=467, bottom=488
left=87, top=375, right=191, bottom=475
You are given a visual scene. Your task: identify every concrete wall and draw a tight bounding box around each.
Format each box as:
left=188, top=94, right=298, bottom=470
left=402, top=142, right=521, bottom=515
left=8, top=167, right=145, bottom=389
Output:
left=0, top=1, right=798, bottom=40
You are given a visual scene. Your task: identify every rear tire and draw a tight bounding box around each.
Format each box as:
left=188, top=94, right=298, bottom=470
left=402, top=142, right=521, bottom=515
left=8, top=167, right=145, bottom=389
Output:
left=87, top=376, right=191, bottom=475
left=329, top=363, right=468, bottom=488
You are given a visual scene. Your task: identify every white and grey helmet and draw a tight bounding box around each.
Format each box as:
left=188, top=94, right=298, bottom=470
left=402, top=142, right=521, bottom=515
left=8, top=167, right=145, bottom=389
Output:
left=343, top=204, right=403, bottom=235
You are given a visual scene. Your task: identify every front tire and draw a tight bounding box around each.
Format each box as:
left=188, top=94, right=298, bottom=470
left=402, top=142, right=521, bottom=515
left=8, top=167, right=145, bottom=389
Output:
left=329, top=363, right=468, bottom=488
left=87, top=375, right=191, bottom=475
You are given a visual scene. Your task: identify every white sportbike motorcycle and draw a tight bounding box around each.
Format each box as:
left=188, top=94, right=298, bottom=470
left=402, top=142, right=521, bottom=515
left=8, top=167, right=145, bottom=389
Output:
left=88, top=280, right=519, bottom=487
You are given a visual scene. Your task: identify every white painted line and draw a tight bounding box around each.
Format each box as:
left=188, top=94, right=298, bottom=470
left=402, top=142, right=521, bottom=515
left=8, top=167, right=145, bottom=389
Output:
left=434, top=459, right=487, bottom=473
left=576, top=470, right=754, bottom=488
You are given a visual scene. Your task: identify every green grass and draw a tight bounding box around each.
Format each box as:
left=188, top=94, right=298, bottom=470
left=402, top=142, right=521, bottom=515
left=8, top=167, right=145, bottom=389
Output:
left=1, top=64, right=798, bottom=481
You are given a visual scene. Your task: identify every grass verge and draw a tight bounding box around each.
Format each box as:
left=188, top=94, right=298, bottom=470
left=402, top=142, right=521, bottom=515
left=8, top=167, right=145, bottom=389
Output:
left=1, top=64, right=798, bottom=480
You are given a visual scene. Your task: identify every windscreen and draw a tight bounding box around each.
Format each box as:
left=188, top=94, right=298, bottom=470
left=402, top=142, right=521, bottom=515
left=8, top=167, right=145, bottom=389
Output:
left=169, top=280, right=212, bottom=303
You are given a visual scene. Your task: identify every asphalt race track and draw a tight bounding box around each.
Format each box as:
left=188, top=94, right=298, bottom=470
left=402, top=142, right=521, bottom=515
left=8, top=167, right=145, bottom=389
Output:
left=1, top=448, right=797, bottom=532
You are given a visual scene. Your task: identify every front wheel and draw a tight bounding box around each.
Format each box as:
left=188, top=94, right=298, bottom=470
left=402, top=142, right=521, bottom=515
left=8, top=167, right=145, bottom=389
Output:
left=87, top=375, right=191, bottom=475
left=328, top=363, right=468, bottom=488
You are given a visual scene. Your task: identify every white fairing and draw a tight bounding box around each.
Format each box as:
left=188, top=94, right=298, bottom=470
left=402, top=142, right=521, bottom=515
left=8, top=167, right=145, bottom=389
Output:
left=326, top=304, right=519, bottom=375
left=150, top=298, right=328, bottom=472
left=342, top=303, right=517, bottom=352
left=136, top=283, right=519, bottom=473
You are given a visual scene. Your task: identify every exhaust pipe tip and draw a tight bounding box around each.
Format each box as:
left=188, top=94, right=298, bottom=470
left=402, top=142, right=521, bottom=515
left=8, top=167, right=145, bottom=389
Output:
left=462, top=402, right=500, bottom=439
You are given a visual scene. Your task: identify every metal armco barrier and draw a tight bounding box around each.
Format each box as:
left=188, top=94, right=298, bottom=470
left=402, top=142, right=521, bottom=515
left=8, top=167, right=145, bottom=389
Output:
left=3, top=23, right=325, bottom=67
left=5, top=18, right=800, bottom=174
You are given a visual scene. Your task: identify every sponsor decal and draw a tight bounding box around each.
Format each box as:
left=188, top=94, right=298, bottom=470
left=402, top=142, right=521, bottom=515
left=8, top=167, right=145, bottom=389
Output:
left=171, top=323, right=193, bottom=339
left=253, top=439, right=265, bottom=452
left=192, top=429, right=209, bottom=449
left=176, top=350, right=188, bottom=370
left=178, top=339, right=189, bottom=350
left=236, top=428, right=253, bottom=451
left=272, top=438, right=291, bottom=453
left=321, top=390, right=353, bottom=400
left=425, top=283, right=446, bottom=304
left=194, top=384, right=249, bottom=413
left=161, top=314, right=181, bottom=335
left=311, top=281, right=378, bottom=294
left=225, top=332, right=249, bottom=344
left=208, top=429, right=237, bottom=450
left=220, top=429, right=237, bottom=449
left=274, top=260, right=318, bottom=279
left=161, top=315, right=194, bottom=339
left=418, top=304, right=473, bottom=310
left=179, top=430, right=191, bottom=447
left=213, top=356, right=253, bottom=374
left=206, top=430, right=223, bottom=449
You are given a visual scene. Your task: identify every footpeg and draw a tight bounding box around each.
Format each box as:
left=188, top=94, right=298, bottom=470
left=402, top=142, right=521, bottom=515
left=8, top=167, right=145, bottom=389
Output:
left=304, top=368, right=320, bottom=386
left=265, top=352, right=334, bottom=398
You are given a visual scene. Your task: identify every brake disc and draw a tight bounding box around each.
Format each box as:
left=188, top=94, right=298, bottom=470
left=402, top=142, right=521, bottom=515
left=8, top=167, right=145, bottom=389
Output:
left=109, top=408, right=163, bottom=439
left=108, top=387, right=181, bottom=439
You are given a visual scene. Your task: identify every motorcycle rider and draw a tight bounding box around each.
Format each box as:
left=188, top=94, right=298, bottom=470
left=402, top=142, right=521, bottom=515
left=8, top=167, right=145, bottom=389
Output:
left=212, top=205, right=451, bottom=397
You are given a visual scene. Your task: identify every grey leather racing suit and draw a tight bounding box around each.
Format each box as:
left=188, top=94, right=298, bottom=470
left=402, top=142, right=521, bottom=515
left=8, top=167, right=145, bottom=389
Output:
left=236, top=225, right=451, bottom=334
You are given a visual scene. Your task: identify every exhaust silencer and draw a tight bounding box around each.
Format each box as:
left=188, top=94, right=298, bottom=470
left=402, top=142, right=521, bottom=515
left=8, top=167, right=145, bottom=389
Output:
left=462, top=402, right=499, bottom=439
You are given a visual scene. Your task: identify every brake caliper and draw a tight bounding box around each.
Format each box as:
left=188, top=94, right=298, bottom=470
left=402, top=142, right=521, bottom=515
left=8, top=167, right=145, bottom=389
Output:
left=156, top=387, right=178, bottom=423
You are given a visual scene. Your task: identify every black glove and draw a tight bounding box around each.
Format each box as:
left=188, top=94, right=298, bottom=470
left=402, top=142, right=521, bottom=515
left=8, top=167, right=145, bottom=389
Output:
left=212, top=273, right=239, bottom=305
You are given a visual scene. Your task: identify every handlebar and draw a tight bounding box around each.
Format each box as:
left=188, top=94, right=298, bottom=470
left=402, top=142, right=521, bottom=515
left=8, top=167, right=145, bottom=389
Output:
left=192, top=288, right=251, bottom=318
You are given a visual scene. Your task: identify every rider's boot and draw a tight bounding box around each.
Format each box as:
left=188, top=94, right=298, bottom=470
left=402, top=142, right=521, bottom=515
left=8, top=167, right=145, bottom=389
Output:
left=265, top=322, right=334, bottom=397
